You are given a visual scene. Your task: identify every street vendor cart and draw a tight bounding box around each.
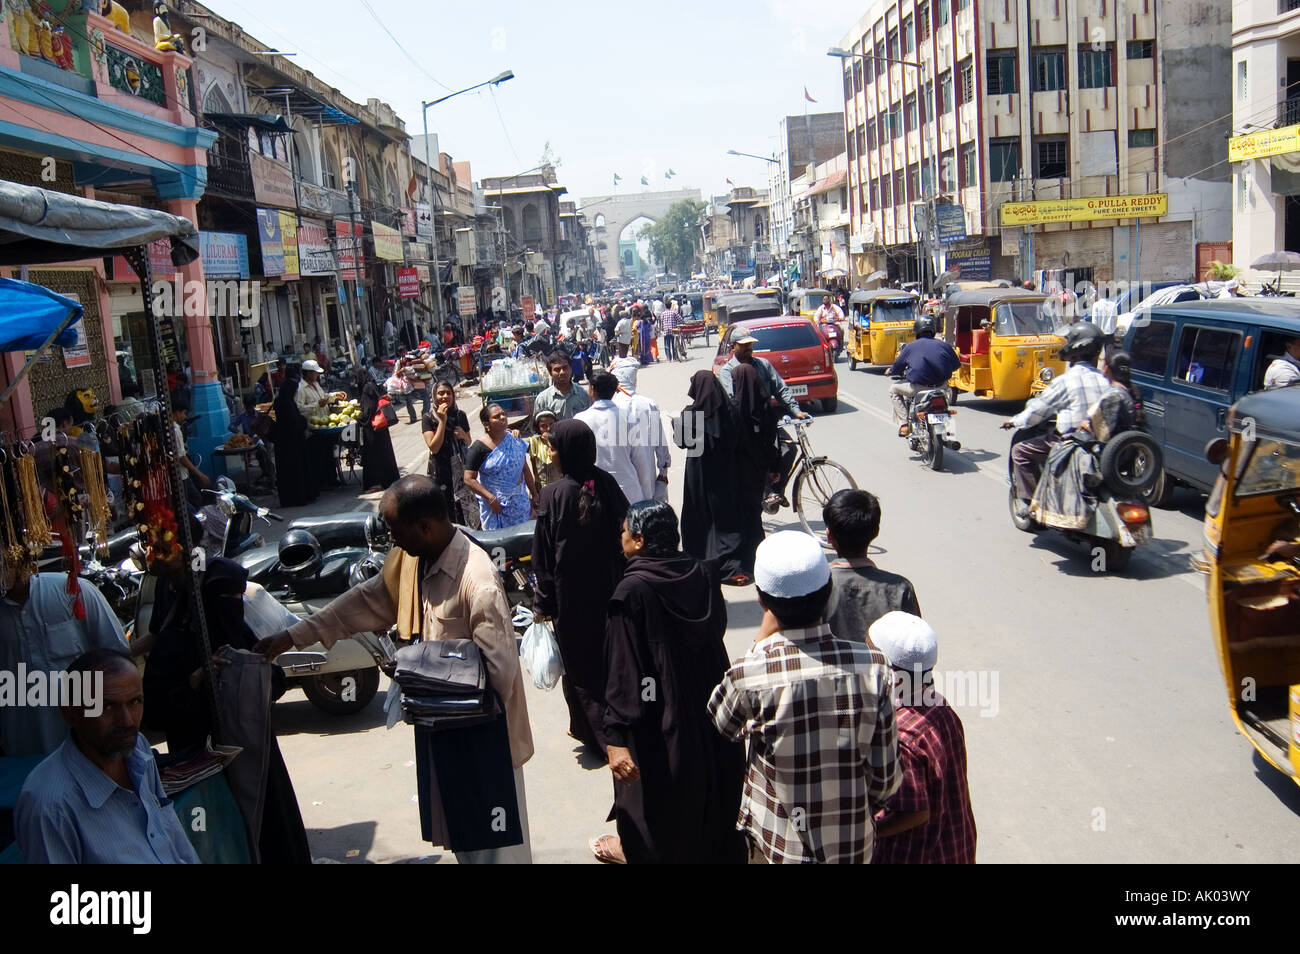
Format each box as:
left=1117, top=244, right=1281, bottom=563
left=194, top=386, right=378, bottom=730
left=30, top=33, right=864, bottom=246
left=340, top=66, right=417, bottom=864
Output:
left=478, top=356, right=549, bottom=434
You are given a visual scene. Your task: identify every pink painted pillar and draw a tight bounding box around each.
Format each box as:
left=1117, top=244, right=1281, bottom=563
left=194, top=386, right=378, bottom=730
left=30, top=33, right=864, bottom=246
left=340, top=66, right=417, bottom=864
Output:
left=165, top=198, right=217, bottom=384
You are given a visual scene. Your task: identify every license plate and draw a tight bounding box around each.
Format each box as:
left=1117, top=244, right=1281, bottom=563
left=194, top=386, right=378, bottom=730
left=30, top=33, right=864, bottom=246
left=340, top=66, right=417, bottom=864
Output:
left=927, top=413, right=948, bottom=424
left=789, top=384, right=809, bottom=396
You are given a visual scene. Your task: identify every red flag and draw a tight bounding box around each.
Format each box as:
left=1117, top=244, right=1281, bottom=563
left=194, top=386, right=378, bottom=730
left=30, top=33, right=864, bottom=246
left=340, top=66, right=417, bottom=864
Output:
left=726, top=178, right=734, bottom=185
left=804, top=87, right=817, bottom=103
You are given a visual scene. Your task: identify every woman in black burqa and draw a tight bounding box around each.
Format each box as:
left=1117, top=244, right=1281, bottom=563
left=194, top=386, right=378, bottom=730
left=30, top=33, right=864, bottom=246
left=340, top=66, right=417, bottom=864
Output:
left=272, top=377, right=317, bottom=507
left=590, top=500, right=746, bottom=864
left=354, top=366, right=401, bottom=492
left=142, top=555, right=310, bottom=863
left=531, top=419, right=629, bottom=757
left=729, top=362, right=777, bottom=584
left=678, top=370, right=746, bottom=580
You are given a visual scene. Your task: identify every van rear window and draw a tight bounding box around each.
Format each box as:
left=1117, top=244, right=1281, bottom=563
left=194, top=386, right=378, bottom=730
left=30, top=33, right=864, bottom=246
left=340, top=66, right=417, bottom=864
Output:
left=751, top=324, right=823, bottom=352
left=1129, top=319, right=1175, bottom=375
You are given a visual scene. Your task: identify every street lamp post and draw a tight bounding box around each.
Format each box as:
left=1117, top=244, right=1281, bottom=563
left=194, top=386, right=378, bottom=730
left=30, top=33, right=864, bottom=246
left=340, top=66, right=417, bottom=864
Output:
left=727, top=148, right=781, bottom=290
left=422, top=69, right=514, bottom=338
left=828, top=47, right=938, bottom=291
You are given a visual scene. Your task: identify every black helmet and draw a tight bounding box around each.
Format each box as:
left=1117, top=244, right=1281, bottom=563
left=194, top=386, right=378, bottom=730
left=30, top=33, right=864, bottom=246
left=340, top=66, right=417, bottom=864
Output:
left=364, top=513, right=389, bottom=551
left=913, top=315, right=937, bottom=339
left=278, top=529, right=322, bottom=578
left=349, top=551, right=386, bottom=588
left=1059, top=321, right=1105, bottom=363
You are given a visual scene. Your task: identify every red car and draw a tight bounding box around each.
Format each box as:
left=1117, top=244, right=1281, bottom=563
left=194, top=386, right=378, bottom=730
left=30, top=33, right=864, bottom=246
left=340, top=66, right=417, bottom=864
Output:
left=713, top=316, right=839, bottom=412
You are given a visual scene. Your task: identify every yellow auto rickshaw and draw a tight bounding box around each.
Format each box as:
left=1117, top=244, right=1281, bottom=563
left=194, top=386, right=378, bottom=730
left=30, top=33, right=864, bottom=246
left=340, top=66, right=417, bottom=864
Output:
left=715, top=292, right=779, bottom=333
left=846, top=288, right=919, bottom=371
left=1200, top=387, right=1300, bottom=787
left=702, top=289, right=722, bottom=328
left=789, top=288, right=835, bottom=321
left=942, top=288, right=1066, bottom=401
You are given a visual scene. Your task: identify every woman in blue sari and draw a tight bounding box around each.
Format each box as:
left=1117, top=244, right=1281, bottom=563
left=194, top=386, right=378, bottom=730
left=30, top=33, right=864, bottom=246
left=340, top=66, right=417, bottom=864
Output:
left=634, top=305, right=654, bottom=365
left=463, top=403, right=536, bottom=529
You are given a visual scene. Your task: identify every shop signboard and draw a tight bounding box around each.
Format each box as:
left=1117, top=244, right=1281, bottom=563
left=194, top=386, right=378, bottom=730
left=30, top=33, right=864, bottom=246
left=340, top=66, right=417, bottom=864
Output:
left=279, top=211, right=299, bottom=279
left=256, top=208, right=285, bottom=276
left=335, top=221, right=360, bottom=281
left=934, top=204, right=968, bottom=245
left=945, top=244, right=992, bottom=281
left=457, top=286, right=477, bottom=315
left=200, top=231, right=250, bottom=279
left=249, top=151, right=297, bottom=209
left=401, top=208, right=418, bottom=236
left=999, top=193, right=1168, bottom=226
left=1228, top=124, right=1300, bottom=163
left=297, top=218, right=336, bottom=277
left=397, top=267, right=420, bottom=298
left=415, top=202, right=433, bottom=239
left=372, top=221, right=404, bottom=262
left=521, top=296, right=535, bottom=321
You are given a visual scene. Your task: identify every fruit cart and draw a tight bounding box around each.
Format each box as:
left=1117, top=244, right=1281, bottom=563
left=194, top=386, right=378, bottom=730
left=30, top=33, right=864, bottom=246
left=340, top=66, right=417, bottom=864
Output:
left=478, top=357, right=549, bottom=434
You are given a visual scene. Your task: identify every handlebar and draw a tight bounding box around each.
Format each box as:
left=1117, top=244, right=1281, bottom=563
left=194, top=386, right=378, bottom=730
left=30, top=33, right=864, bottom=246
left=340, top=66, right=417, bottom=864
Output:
left=779, top=416, right=813, bottom=427
left=266, top=512, right=285, bottom=522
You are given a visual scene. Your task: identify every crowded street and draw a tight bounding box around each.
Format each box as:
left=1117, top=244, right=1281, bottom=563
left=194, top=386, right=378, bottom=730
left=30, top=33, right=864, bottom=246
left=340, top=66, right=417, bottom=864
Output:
left=249, top=341, right=1300, bottom=864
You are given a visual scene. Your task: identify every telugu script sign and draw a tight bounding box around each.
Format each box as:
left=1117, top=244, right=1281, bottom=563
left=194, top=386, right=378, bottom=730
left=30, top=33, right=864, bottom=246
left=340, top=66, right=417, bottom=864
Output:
left=999, top=193, right=1168, bottom=226
left=1228, top=124, right=1300, bottom=163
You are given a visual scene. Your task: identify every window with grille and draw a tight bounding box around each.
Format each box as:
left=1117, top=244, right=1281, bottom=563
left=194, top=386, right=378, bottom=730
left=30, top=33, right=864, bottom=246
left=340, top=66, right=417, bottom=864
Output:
left=857, top=127, right=866, bottom=155
left=867, top=121, right=877, bottom=150
left=1126, top=39, right=1153, bottom=59
left=853, top=61, right=863, bottom=92
left=890, top=104, right=904, bottom=138
left=986, top=50, right=1017, bottom=95
left=875, top=39, right=886, bottom=66
left=940, top=70, right=954, bottom=112
left=905, top=93, right=917, bottom=131
left=989, top=137, right=1019, bottom=181
left=1128, top=128, right=1155, bottom=148
left=1078, top=44, right=1114, bottom=88
left=918, top=6, right=931, bottom=40
left=938, top=0, right=950, bottom=26
left=941, top=149, right=957, bottom=190
left=1035, top=138, right=1068, bottom=178
left=1237, top=61, right=1247, bottom=102
left=888, top=28, right=899, bottom=62
left=1032, top=47, right=1066, bottom=91
left=959, top=57, right=975, bottom=103
left=957, top=0, right=970, bottom=9
left=922, top=158, right=935, bottom=194
left=878, top=114, right=889, bottom=144
left=863, top=52, right=873, bottom=84
left=903, top=15, right=915, bottom=54
left=844, top=69, right=853, bottom=99
left=847, top=132, right=856, bottom=161
left=960, top=142, right=976, bottom=188
left=922, top=81, right=933, bottom=123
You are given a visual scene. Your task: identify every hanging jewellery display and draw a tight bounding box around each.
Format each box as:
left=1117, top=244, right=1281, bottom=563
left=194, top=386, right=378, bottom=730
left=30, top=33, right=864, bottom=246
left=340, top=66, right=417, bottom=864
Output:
left=0, top=446, right=33, bottom=590
left=15, top=447, right=51, bottom=547
left=80, top=445, right=110, bottom=553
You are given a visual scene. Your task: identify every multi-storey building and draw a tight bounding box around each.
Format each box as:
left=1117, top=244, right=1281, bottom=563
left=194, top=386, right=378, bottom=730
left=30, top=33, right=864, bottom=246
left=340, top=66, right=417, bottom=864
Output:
left=1232, top=0, right=1300, bottom=279
left=839, top=0, right=1230, bottom=292
left=481, top=168, right=568, bottom=308
left=770, top=113, right=845, bottom=265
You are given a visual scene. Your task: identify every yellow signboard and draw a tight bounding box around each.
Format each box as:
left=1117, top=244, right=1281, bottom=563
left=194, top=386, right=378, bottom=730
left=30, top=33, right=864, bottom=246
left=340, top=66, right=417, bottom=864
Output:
left=999, top=193, right=1167, bottom=226
left=1228, top=124, right=1300, bottom=163
left=372, top=221, right=404, bottom=262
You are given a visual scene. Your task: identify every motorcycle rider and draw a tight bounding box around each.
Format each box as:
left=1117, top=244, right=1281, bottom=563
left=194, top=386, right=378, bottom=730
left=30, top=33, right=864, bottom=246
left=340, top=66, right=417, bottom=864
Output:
left=886, top=316, right=960, bottom=437
left=1001, top=321, right=1110, bottom=519
left=814, top=297, right=845, bottom=353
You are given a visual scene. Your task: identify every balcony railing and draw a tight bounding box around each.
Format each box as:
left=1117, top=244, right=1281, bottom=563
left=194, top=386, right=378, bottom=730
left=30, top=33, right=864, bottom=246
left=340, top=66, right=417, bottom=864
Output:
left=204, top=132, right=255, bottom=200
left=1283, top=0, right=1300, bottom=13
left=1283, top=98, right=1300, bottom=126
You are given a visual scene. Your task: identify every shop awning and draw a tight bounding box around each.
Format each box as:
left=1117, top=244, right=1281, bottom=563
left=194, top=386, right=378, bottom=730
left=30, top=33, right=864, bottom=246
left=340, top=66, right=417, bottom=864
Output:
left=0, top=277, right=81, bottom=351
left=204, top=112, right=293, bottom=133
left=0, top=180, right=199, bottom=267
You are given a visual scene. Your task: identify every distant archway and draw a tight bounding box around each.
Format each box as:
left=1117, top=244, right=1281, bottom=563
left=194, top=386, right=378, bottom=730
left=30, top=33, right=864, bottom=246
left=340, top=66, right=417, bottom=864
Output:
left=578, top=187, right=702, bottom=280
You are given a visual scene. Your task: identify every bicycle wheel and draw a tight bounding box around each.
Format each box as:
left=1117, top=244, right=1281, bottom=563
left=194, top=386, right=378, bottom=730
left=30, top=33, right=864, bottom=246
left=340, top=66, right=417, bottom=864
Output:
left=793, top=459, right=858, bottom=546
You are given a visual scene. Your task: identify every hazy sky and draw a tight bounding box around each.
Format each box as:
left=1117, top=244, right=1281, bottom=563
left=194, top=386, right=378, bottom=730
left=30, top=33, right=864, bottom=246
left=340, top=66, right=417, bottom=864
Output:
left=205, top=0, right=868, bottom=204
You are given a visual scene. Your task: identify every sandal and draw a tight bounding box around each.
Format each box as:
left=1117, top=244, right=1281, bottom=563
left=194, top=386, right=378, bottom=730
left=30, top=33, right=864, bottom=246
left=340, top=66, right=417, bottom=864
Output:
left=589, top=834, right=626, bottom=864
left=723, top=573, right=753, bottom=587
left=898, top=424, right=911, bottom=437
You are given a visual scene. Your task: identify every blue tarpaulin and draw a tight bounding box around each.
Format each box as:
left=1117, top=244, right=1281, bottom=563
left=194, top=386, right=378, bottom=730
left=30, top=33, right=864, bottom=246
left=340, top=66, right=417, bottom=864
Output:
left=0, top=276, right=81, bottom=352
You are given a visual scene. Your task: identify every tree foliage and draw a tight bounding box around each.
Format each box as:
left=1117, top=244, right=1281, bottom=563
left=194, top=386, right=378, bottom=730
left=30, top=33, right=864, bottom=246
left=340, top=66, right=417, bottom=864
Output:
left=639, top=199, right=705, bottom=276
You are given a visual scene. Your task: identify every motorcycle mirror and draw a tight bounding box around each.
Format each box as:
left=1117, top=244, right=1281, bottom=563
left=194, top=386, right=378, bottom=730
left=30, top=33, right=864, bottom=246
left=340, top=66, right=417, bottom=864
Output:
left=1204, top=438, right=1229, bottom=467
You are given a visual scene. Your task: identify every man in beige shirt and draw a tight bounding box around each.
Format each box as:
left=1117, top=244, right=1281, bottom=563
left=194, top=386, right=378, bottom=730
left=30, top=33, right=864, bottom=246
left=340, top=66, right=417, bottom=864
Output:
left=295, top=359, right=330, bottom=418
left=255, top=475, right=534, bottom=863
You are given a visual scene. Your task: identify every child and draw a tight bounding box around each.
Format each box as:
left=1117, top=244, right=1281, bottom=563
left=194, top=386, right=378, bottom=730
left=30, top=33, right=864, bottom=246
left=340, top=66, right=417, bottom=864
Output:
left=867, top=612, right=976, bottom=864
left=526, top=410, right=561, bottom=491
left=821, top=489, right=921, bottom=641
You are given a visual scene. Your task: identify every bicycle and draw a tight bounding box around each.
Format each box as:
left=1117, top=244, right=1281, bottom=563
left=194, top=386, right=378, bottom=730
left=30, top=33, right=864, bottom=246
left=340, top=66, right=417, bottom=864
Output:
left=776, top=417, right=858, bottom=547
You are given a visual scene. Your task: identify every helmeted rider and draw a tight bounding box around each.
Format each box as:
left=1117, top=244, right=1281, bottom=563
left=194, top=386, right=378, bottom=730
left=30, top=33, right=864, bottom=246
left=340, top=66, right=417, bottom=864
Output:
left=1001, top=321, right=1110, bottom=518
left=886, top=315, right=960, bottom=437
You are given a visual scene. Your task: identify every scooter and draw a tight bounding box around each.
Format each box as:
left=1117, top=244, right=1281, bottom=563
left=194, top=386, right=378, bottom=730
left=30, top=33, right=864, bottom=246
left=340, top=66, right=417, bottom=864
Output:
left=820, top=319, right=843, bottom=361
left=1007, top=420, right=1159, bottom=572
left=893, top=379, right=961, bottom=472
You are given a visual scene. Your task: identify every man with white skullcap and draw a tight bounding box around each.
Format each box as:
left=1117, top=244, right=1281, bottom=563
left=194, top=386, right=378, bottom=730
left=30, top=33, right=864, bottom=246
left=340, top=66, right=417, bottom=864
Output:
left=708, top=531, right=901, bottom=864
left=867, top=612, right=976, bottom=864
left=611, top=365, right=669, bottom=502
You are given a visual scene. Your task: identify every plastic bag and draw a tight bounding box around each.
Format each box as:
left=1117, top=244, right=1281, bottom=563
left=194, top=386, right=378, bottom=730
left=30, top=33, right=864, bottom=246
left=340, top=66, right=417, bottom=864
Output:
left=519, top=618, right=563, bottom=691
left=242, top=582, right=302, bottom=638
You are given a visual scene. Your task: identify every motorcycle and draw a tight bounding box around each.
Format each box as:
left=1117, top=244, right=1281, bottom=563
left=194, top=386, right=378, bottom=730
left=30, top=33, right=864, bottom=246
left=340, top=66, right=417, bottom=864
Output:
left=894, top=379, right=961, bottom=471
left=1007, top=418, right=1160, bottom=572
left=819, top=318, right=843, bottom=361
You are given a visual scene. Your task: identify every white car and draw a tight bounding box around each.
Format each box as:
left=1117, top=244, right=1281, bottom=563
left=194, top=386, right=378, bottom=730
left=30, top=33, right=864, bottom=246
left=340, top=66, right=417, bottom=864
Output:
left=1112, top=282, right=1227, bottom=337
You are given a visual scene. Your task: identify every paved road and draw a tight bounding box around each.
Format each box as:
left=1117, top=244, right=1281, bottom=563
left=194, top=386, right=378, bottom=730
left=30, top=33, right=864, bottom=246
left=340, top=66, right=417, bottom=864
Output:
left=265, top=339, right=1300, bottom=863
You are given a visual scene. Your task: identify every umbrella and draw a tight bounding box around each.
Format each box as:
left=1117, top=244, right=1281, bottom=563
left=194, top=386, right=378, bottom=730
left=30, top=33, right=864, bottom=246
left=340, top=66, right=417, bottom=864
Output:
left=0, top=276, right=81, bottom=351
left=865, top=269, right=888, bottom=283
left=1249, top=250, right=1300, bottom=271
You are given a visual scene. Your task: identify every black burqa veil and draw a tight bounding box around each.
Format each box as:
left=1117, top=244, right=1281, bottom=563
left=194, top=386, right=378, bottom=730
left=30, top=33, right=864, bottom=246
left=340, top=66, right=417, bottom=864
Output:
left=354, top=366, right=400, bottom=490
left=272, top=377, right=317, bottom=507
left=142, top=558, right=311, bottom=863
left=531, top=419, right=629, bottom=756
left=679, top=371, right=746, bottom=577
left=729, top=363, right=775, bottom=577
left=602, top=531, right=747, bottom=863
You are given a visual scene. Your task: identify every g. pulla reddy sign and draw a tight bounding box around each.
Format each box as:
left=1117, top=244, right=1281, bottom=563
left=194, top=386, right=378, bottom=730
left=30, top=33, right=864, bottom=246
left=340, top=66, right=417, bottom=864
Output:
left=1000, top=193, right=1167, bottom=226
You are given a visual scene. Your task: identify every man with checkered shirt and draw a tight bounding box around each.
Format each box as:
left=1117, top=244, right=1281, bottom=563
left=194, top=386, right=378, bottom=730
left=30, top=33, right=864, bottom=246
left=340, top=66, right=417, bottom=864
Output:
left=708, top=531, right=901, bottom=864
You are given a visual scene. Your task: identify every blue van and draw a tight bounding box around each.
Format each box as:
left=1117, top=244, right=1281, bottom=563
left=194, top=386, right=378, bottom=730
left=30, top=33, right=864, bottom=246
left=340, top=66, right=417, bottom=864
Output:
left=1121, top=299, right=1300, bottom=505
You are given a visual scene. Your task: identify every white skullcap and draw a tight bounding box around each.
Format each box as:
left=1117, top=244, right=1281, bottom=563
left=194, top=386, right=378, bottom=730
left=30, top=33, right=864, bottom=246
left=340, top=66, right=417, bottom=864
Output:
left=868, top=612, right=938, bottom=672
left=754, top=531, right=829, bottom=598
left=611, top=362, right=638, bottom=390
